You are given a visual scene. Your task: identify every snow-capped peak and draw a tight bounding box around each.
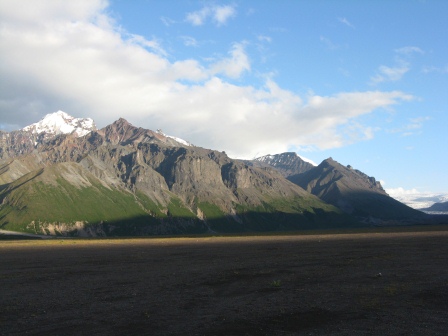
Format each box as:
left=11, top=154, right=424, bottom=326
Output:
left=256, top=152, right=317, bottom=166
left=22, top=110, right=97, bottom=137
left=156, top=129, right=192, bottom=146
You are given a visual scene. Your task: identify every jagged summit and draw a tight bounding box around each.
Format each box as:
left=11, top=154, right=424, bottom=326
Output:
left=101, top=117, right=153, bottom=145
left=257, top=152, right=316, bottom=166
left=113, top=117, right=132, bottom=126
left=101, top=118, right=192, bottom=147
left=253, top=152, right=315, bottom=177
left=22, top=110, right=96, bottom=138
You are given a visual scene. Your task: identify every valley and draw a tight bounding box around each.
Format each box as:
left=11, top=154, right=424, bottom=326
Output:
left=1, top=228, right=447, bottom=335
left=2, top=3, right=447, bottom=335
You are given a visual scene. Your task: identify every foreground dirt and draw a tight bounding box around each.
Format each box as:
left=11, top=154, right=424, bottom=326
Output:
left=1, top=230, right=447, bottom=335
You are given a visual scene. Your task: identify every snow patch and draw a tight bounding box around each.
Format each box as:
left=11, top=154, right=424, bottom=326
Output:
left=22, top=110, right=96, bottom=137
left=165, top=135, right=191, bottom=146
left=256, top=153, right=317, bottom=166
left=156, top=129, right=192, bottom=146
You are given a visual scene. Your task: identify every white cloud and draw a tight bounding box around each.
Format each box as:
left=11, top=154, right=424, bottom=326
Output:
left=210, top=43, right=251, bottom=78
left=127, top=34, right=167, bottom=56
left=160, top=16, right=175, bottom=27
left=185, top=7, right=210, bottom=26
left=180, top=36, right=199, bottom=47
left=213, top=5, right=236, bottom=25
left=371, top=64, right=409, bottom=83
left=395, top=46, right=424, bottom=55
left=388, top=116, right=430, bottom=136
left=185, top=4, right=236, bottom=26
left=0, top=0, right=414, bottom=159
left=371, top=46, right=424, bottom=84
left=0, top=0, right=108, bottom=23
left=387, top=187, right=420, bottom=196
left=386, top=187, right=448, bottom=209
left=422, top=65, right=448, bottom=74
left=338, top=17, right=355, bottom=29
left=409, top=116, right=430, bottom=125
left=257, top=35, right=272, bottom=43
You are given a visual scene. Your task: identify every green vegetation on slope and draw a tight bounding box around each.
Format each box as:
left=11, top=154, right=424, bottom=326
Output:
left=0, top=163, right=361, bottom=236
left=167, top=197, right=196, bottom=219
left=197, top=201, right=227, bottom=219
left=0, top=165, right=208, bottom=235
left=0, top=165, right=162, bottom=234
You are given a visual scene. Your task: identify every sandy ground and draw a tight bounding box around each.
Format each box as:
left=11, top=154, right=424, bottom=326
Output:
left=1, top=230, right=447, bottom=335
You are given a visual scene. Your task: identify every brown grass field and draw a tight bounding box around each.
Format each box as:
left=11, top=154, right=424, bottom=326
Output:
left=1, top=227, right=448, bottom=335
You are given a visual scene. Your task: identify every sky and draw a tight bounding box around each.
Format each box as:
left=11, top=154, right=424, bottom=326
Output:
left=0, top=0, right=447, bottom=197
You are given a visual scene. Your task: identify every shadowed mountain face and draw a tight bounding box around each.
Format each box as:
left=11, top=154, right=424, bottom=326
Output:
left=246, top=154, right=424, bottom=221
left=288, top=158, right=425, bottom=221
left=0, top=117, right=356, bottom=236
left=422, top=201, right=448, bottom=212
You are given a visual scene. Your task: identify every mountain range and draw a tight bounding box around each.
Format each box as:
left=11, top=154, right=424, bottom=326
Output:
left=422, top=201, right=448, bottom=213
left=0, top=111, right=431, bottom=237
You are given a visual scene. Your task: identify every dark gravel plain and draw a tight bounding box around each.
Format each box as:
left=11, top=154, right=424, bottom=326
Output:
left=1, top=228, right=447, bottom=335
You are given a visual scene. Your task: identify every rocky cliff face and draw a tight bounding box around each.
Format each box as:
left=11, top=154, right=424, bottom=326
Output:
left=1, top=112, right=427, bottom=236
left=0, top=115, right=350, bottom=236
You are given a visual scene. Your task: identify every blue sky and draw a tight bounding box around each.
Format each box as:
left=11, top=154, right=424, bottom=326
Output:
left=0, top=0, right=447, bottom=196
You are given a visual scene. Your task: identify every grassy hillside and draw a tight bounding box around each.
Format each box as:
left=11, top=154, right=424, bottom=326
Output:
left=0, top=162, right=362, bottom=236
left=0, top=163, right=201, bottom=235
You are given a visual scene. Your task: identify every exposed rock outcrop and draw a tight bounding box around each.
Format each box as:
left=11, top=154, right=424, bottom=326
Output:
left=0, top=116, right=350, bottom=236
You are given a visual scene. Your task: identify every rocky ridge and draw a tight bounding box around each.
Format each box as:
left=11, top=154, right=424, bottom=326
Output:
left=0, top=113, right=352, bottom=236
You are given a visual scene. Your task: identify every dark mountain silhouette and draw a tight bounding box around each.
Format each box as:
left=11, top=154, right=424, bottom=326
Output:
left=287, top=158, right=425, bottom=221
left=422, top=201, right=448, bottom=212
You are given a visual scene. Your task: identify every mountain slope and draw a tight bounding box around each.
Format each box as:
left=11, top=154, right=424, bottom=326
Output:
left=0, top=162, right=206, bottom=236
left=422, top=201, right=448, bottom=213
left=0, top=116, right=357, bottom=236
left=289, top=158, right=425, bottom=221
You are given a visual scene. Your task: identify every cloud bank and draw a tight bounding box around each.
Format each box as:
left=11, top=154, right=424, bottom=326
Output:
left=0, top=0, right=413, bottom=159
